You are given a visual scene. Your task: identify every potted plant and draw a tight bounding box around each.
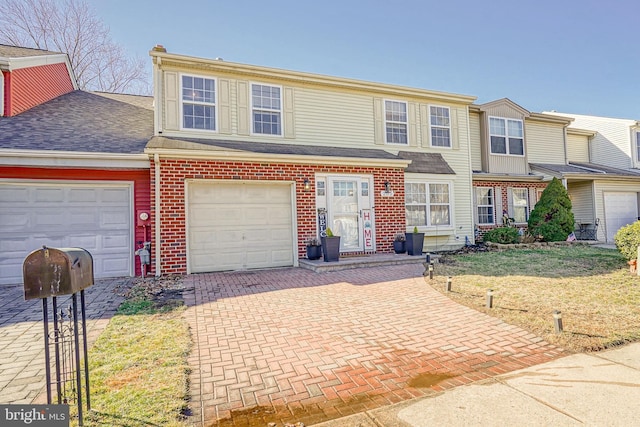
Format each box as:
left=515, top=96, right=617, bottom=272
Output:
left=321, top=227, right=341, bottom=262
left=406, top=226, right=425, bottom=256
left=305, top=236, right=322, bottom=260
left=393, top=233, right=406, bottom=254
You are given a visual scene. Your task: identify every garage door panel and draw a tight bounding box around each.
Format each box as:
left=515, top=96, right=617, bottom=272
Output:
left=604, top=192, right=638, bottom=243
left=188, top=182, right=294, bottom=272
left=0, top=182, right=133, bottom=285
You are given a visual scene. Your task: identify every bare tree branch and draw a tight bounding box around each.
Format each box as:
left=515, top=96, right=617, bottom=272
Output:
left=0, top=0, right=150, bottom=94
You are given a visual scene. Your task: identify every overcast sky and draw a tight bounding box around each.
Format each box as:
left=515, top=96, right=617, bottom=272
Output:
left=90, top=0, right=639, bottom=119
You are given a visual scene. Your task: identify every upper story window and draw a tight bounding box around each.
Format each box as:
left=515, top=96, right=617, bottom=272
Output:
left=385, top=100, right=408, bottom=144
left=405, top=182, right=451, bottom=227
left=430, top=106, right=451, bottom=147
left=490, top=117, right=524, bottom=155
left=252, top=83, right=282, bottom=135
left=182, top=75, right=216, bottom=131
left=636, top=131, right=640, bottom=163
left=475, top=187, right=494, bottom=225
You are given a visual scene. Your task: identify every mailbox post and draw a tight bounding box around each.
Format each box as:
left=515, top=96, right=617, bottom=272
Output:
left=23, top=246, right=94, bottom=426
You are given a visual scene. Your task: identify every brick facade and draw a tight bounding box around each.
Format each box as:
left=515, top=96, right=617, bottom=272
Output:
left=473, top=180, right=548, bottom=240
left=151, top=158, right=406, bottom=275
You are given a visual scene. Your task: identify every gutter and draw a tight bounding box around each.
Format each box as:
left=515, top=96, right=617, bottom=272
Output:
left=0, top=149, right=150, bottom=168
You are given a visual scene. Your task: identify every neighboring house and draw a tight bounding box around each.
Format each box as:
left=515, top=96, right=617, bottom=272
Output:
left=0, top=45, right=153, bottom=285
left=537, top=112, right=640, bottom=242
left=468, top=98, right=573, bottom=238
left=147, top=46, right=477, bottom=276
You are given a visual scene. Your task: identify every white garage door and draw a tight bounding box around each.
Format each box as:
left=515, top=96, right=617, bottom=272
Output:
left=0, top=182, right=133, bottom=285
left=604, top=192, right=639, bottom=243
left=187, top=181, right=294, bottom=272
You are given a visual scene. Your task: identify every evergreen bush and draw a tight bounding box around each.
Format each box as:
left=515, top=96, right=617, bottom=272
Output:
left=614, top=221, right=640, bottom=260
left=527, top=178, right=574, bottom=242
left=482, top=227, right=520, bottom=244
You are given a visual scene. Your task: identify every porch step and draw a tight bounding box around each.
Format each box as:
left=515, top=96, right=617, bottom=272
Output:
left=298, top=253, right=437, bottom=272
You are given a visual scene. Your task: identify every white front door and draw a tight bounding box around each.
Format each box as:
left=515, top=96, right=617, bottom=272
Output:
left=327, top=177, right=367, bottom=252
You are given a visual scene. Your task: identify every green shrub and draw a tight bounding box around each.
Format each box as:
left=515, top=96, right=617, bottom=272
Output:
left=614, top=221, right=640, bottom=260
left=528, top=178, right=574, bottom=242
left=482, top=227, right=520, bottom=244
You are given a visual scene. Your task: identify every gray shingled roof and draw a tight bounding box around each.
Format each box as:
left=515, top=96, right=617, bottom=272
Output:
left=0, top=44, right=62, bottom=58
left=530, top=162, right=640, bottom=177
left=0, top=90, right=153, bottom=154
left=398, top=151, right=456, bottom=174
left=147, top=136, right=403, bottom=161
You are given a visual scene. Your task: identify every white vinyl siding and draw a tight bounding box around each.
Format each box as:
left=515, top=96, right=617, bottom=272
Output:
left=490, top=117, right=524, bottom=156
left=636, top=131, right=640, bottom=164
left=405, top=182, right=451, bottom=227
left=475, top=187, right=494, bottom=225
left=385, top=100, right=408, bottom=145
left=525, top=121, right=566, bottom=164
left=429, top=105, right=451, bottom=147
left=469, top=112, right=482, bottom=171
left=251, top=83, right=282, bottom=136
left=181, top=74, right=216, bottom=131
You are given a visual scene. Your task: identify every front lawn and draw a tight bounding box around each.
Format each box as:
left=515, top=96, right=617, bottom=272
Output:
left=431, top=245, right=640, bottom=352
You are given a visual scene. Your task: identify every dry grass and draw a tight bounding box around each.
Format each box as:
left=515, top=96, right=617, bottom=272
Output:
left=430, top=245, right=640, bottom=352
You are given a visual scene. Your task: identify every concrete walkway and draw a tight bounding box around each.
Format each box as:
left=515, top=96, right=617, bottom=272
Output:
left=183, top=265, right=567, bottom=426
left=316, top=342, right=640, bottom=426
left=0, top=278, right=132, bottom=404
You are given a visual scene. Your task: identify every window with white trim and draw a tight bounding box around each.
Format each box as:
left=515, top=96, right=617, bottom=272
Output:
left=510, top=188, right=529, bottom=223
left=182, top=75, right=216, bottom=130
left=490, top=117, right=524, bottom=155
left=475, top=187, right=494, bottom=225
left=252, top=83, right=282, bottom=135
left=385, top=100, right=408, bottom=144
left=636, top=131, right=640, bottom=163
left=430, top=106, right=451, bottom=147
left=405, top=182, right=451, bottom=227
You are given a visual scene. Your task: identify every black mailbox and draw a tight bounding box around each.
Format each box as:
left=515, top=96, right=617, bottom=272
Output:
left=23, top=246, right=94, bottom=300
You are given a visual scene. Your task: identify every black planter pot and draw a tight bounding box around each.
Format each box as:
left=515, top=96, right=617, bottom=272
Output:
left=406, top=233, right=425, bottom=256
left=321, top=236, right=341, bottom=262
left=306, top=245, right=322, bottom=260
left=393, top=240, right=406, bottom=254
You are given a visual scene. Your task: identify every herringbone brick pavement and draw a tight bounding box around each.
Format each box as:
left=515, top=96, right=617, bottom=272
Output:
left=183, top=265, right=566, bottom=426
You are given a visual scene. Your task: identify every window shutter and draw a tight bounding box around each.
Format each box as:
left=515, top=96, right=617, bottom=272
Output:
left=451, top=107, right=459, bottom=150
left=283, top=87, right=295, bottom=138
left=218, top=79, right=231, bottom=134
left=420, top=104, right=430, bottom=147
left=495, top=187, right=503, bottom=224
left=164, top=72, right=179, bottom=130
left=373, top=98, right=384, bottom=145
left=236, top=81, right=249, bottom=135
left=529, top=187, right=538, bottom=215
left=472, top=187, right=478, bottom=225
left=409, top=102, right=418, bottom=146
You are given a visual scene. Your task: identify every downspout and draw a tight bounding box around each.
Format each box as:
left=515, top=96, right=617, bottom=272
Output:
left=465, top=105, right=476, bottom=244
left=562, top=124, right=569, bottom=165
left=154, top=153, right=162, bottom=276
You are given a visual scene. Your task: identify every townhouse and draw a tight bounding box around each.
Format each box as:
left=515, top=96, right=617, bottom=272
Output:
left=0, top=45, right=153, bottom=285
left=147, top=46, right=477, bottom=275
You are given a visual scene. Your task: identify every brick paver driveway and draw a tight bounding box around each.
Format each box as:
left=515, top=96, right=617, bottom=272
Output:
left=0, top=278, right=132, bottom=404
left=184, top=265, right=567, bottom=426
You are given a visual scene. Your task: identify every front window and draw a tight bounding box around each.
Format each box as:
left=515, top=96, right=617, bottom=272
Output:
left=430, top=106, right=451, bottom=147
left=252, top=83, right=282, bottom=135
left=405, top=182, right=451, bottom=227
left=476, top=187, right=494, bottom=224
left=385, top=100, right=408, bottom=144
left=490, top=117, right=524, bottom=155
left=182, top=75, right=216, bottom=130
left=511, top=188, right=529, bottom=223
